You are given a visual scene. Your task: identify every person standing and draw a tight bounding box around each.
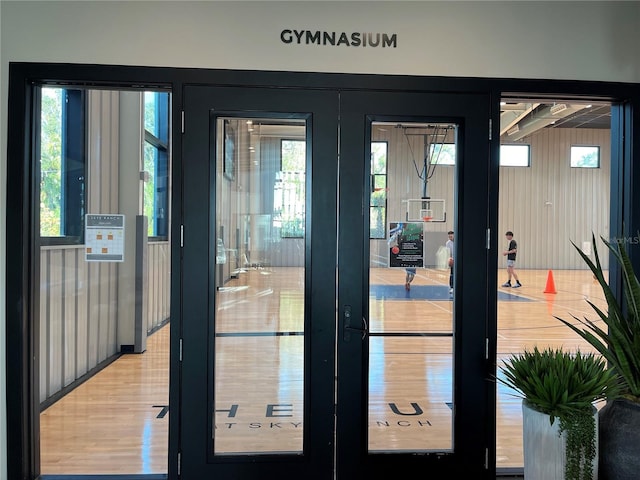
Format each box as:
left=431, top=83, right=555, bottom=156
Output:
left=502, top=231, right=522, bottom=288
left=405, top=267, right=416, bottom=291
left=445, top=231, right=454, bottom=294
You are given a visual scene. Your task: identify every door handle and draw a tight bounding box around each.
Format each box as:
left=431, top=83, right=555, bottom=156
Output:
left=343, top=305, right=368, bottom=341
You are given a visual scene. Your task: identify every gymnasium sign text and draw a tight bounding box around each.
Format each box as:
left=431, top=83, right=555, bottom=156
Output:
left=280, top=29, right=397, bottom=48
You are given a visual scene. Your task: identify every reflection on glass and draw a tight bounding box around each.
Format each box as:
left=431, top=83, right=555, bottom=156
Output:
left=38, top=88, right=171, bottom=474
left=369, top=337, right=453, bottom=451
left=214, top=117, right=306, bottom=455
left=496, top=99, right=612, bottom=470
left=368, top=121, right=457, bottom=452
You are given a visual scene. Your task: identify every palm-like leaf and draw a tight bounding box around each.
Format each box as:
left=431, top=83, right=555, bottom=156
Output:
left=555, top=234, right=640, bottom=400
left=498, top=347, right=620, bottom=423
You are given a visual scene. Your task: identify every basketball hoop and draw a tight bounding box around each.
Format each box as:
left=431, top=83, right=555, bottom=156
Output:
left=422, top=216, right=433, bottom=222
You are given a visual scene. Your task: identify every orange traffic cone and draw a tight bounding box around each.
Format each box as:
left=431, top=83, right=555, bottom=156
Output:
left=543, top=269, right=557, bottom=294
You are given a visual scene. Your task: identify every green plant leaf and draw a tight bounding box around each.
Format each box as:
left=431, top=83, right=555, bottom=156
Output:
left=555, top=233, right=640, bottom=400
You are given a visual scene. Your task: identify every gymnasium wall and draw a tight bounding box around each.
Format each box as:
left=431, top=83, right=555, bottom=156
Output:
left=498, top=128, right=611, bottom=270
left=37, top=90, right=171, bottom=406
left=370, top=124, right=611, bottom=270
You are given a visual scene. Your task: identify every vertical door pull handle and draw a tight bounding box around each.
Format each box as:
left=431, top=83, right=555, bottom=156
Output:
left=343, top=305, right=368, bottom=341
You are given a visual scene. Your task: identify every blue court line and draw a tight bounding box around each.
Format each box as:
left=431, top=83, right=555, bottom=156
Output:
left=369, top=284, right=532, bottom=302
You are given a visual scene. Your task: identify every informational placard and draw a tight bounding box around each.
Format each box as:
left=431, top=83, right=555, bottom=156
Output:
left=388, top=221, right=424, bottom=268
left=85, top=214, right=125, bottom=262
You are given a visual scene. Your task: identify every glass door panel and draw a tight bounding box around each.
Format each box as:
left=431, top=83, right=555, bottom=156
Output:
left=368, top=336, right=453, bottom=451
left=180, top=85, right=337, bottom=480
left=368, top=121, right=457, bottom=454
left=181, top=85, right=493, bottom=479
left=213, top=116, right=306, bottom=455
left=37, top=87, right=171, bottom=475
left=337, top=90, right=493, bottom=479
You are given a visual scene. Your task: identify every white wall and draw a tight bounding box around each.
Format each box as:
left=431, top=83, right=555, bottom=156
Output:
left=1, top=2, right=639, bottom=479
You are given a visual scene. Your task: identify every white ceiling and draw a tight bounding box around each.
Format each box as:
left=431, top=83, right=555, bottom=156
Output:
left=500, top=101, right=611, bottom=141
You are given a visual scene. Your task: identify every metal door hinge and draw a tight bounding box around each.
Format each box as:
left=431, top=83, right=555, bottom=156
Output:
left=177, top=451, right=181, bottom=475
left=486, top=228, right=490, bottom=249
left=181, top=111, right=185, bottom=134
left=488, top=118, right=492, bottom=141
left=181, top=225, right=184, bottom=247
left=179, top=338, right=183, bottom=362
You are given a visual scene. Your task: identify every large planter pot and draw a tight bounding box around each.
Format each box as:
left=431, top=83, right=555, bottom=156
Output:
left=598, top=398, right=640, bottom=480
left=522, top=400, right=598, bottom=480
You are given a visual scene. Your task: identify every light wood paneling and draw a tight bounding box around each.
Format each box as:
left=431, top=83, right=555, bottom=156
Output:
left=371, top=124, right=610, bottom=270
left=147, top=242, right=171, bottom=332
left=498, top=128, right=610, bottom=270
left=77, top=248, right=89, bottom=378
left=63, top=249, right=77, bottom=388
left=39, top=242, right=171, bottom=406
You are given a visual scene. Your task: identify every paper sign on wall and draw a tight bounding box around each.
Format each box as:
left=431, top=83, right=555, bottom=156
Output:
left=85, top=214, right=125, bottom=262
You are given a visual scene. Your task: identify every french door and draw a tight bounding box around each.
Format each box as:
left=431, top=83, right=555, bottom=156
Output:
left=179, top=85, right=493, bottom=479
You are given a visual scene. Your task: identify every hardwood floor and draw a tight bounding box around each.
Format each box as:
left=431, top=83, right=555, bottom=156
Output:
left=40, top=325, right=170, bottom=474
left=38, top=268, right=606, bottom=475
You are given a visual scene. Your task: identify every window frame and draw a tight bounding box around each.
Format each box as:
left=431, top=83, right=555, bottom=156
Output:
left=428, top=142, right=456, bottom=166
left=277, top=138, right=306, bottom=239
left=144, top=91, right=171, bottom=240
left=370, top=140, right=388, bottom=239
left=500, top=143, right=531, bottom=167
left=38, top=87, right=87, bottom=246
left=570, top=144, right=600, bottom=168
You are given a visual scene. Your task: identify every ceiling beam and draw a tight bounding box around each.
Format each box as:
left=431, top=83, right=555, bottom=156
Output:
left=502, top=104, right=588, bottom=141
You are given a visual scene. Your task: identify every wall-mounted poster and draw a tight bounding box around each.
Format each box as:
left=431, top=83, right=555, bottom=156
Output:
left=85, top=214, right=125, bottom=262
left=388, top=221, right=424, bottom=268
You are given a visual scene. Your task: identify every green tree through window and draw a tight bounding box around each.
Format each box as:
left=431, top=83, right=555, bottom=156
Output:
left=40, top=87, right=86, bottom=242
left=277, top=139, right=305, bottom=238
left=370, top=141, right=388, bottom=239
left=143, top=91, right=170, bottom=238
left=40, top=88, right=63, bottom=236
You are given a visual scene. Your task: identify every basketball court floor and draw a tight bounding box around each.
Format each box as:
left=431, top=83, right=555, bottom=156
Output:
left=38, top=267, right=605, bottom=475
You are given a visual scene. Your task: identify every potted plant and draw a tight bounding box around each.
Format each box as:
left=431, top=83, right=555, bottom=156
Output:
left=555, top=234, right=640, bottom=480
left=499, top=346, right=619, bottom=480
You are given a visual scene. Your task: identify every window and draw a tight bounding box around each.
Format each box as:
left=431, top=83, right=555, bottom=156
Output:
left=571, top=145, right=600, bottom=168
left=429, top=143, right=456, bottom=165
left=370, top=141, right=388, bottom=239
left=276, top=139, right=305, bottom=238
left=144, top=91, right=170, bottom=238
left=500, top=144, right=530, bottom=167
left=39, top=87, right=86, bottom=243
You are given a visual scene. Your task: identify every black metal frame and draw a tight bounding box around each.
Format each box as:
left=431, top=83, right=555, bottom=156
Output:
left=6, top=62, right=640, bottom=480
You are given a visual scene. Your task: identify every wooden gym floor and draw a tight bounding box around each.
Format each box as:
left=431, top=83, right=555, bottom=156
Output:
left=38, top=268, right=606, bottom=475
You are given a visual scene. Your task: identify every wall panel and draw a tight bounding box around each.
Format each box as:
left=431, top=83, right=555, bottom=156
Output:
left=39, top=243, right=171, bottom=405
left=367, top=125, right=609, bottom=271
left=62, top=249, right=77, bottom=388
left=497, top=128, right=610, bottom=270
left=76, top=248, right=89, bottom=378
left=48, top=250, right=63, bottom=396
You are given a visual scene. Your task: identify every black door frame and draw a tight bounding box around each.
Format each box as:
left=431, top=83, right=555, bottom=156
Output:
left=6, top=62, right=640, bottom=480
left=180, top=85, right=340, bottom=480
left=181, top=85, right=492, bottom=479
left=336, top=90, right=493, bottom=478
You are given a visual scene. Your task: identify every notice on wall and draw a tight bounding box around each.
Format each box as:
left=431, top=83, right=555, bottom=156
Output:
left=387, top=221, right=424, bottom=268
left=85, top=214, right=125, bottom=262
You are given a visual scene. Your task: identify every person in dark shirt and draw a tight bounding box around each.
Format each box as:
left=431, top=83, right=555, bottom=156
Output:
left=501, top=231, right=522, bottom=288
